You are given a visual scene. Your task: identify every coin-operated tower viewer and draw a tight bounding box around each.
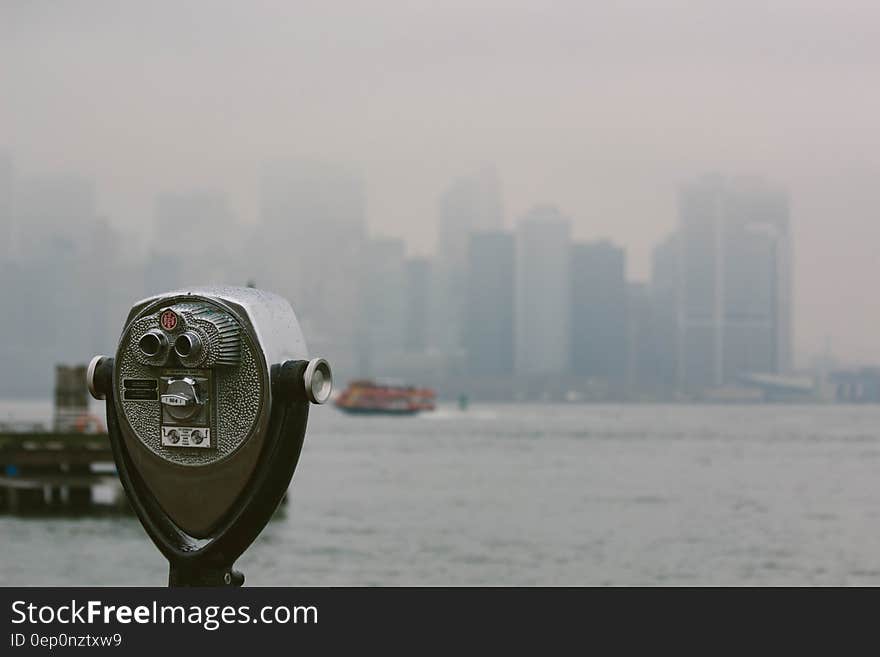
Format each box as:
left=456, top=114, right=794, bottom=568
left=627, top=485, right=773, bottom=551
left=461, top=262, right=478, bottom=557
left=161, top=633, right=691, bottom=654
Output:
left=87, top=286, right=332, bottom=586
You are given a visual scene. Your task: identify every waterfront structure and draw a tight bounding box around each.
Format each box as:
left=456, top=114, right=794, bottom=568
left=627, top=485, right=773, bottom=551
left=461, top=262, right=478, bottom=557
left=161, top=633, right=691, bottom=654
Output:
left=0, top=430, right=113, bottom=513
left=677, top=175, right=792, bottom=391
left=830, top=368, right=880, bottom=403
left=570, top=240, right=627, bottom=385
left=465, top=231, right=515, bottom=377
left=515, top=206, right=572, bottom=376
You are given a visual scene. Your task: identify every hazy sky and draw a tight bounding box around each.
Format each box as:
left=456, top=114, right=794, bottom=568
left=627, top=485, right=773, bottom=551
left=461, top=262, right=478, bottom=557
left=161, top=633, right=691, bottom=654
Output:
left=2, top=0, right=880, bottom=366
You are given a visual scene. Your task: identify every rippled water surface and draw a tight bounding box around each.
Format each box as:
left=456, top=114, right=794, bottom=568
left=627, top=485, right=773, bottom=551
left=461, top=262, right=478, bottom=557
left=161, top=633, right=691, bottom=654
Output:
left=3, top=403, right=880, bottom=585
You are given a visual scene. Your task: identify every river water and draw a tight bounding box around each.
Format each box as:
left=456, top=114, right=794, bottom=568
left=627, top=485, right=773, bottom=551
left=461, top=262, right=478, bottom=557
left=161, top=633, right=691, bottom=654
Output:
left=3, top=401, right=880, bottom=586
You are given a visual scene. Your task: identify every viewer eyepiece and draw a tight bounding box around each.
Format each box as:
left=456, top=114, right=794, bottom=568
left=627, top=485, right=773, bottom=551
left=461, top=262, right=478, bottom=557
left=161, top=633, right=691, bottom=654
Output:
left=174, top=331, right=203, bottom=363
left=138, top=330, right=168, bottom=358
left=304, top=358, right=333, bottom=404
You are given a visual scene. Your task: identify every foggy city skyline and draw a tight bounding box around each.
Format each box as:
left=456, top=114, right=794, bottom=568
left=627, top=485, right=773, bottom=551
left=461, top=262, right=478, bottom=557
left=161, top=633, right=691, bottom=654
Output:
left=8, top=1, right=880, bottom=595
left=0, top=148, right=811, bottom=402
left=3, top=0, right=880, bottom=370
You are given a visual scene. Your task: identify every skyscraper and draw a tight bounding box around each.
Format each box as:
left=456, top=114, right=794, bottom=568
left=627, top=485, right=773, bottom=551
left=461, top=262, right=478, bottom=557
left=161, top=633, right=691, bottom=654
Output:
left=357, top=237, right=407, bottom=377
left=437, top=168, right=504, bottom=271
left=15, top=173, right=97, bottom=256
left=465, top=231, right=515, bottom=377
left=150, top=190, right=238, bottom=291
left=8, top=173, right=102, bottom=395
left=626, top=282, right=652, bottom=393
left=405, top=258, right=432, bottom=354
left=433, top=168, right=504, bottom=356
left=258, top=160, right=366, bottom=376
left=570, top=240, right=627, bottom=385
left=677, top=175, right=792, bottom=391
left=646, top=233, right=679, bottom=391
left=515, top=206, right=571, bottom=376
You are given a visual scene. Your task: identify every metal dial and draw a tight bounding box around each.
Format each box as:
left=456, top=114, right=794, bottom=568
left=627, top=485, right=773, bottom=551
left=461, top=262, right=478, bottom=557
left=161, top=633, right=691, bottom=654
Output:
left=160, top=377, right=204, bottom=422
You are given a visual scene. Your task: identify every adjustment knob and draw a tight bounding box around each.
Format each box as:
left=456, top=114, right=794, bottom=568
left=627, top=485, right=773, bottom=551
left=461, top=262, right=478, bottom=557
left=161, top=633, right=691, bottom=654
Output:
left=303, top=358, right=333, bottom=404
left=160, top=377, right=203, bottom=421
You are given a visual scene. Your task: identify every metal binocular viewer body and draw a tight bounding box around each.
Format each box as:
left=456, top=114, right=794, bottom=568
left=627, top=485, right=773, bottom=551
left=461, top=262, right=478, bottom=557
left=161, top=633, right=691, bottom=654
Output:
left=87, top=286, right=332, bottom=586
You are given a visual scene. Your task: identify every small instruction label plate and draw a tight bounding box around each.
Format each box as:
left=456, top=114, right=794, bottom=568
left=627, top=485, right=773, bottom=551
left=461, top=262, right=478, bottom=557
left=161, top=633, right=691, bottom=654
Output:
left=123, top=378, right=159, bottom=401
left=124, top=378, right=158, bottom=389
left=124, top=389, right=158, bottom=401
left=161, top=426, right=211, bottom=449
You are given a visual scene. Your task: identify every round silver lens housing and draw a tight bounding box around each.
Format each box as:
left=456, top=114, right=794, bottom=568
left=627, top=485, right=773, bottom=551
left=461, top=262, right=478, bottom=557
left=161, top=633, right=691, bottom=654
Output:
left=303, top=358, right=333, bottom=404
left=174, top=331, right=204, bottom=366
left=139, top=330, right=168, bottom=358
left=87, top=354, right=107, bottom=400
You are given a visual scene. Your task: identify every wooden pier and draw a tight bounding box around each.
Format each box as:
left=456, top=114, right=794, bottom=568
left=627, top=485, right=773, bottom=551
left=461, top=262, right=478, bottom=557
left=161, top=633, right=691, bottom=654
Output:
left=0, top=430, right=288, bottom=515
left=0, top=363, right=128, bottom=514
left=0, top=364, right=287, bottom=515
left=0, top=430, right=125, bottom=514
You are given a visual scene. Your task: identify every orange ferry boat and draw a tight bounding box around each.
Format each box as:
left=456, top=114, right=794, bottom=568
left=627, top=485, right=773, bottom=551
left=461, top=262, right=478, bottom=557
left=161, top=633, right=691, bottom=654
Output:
left=335, top=380, right=436, bottom=416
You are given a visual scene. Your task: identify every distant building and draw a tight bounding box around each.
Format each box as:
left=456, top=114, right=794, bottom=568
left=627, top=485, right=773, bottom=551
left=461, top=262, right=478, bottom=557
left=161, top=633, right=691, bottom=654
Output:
left=677, top=175, right=792, bottom=392
left=153, top=190, right=235, bottom=249
left=5, top=172, right=107, bottom=396
left=515, top=206, right=571, bottom=376
left=258, top=160, right=366, bottom=377
left=645, top=233, right=679, bottom=392
left=437, top=168, right=504, bottom=271
left=15, top=173, right=97, bottom=256
left=357, top=237, right=407, bottom=377
left=830, top=368, right=880, bottom=403
left=465, top=231, right=515, bottom=377
left=626, top=282, right=652, bottom=393
left=433, top=168, right=504, bottom=356
left=570, top=240, right=627, bottom=385
left=405, top=258, right=432, bottom=353
left=150, top=190, right=237, bottom=290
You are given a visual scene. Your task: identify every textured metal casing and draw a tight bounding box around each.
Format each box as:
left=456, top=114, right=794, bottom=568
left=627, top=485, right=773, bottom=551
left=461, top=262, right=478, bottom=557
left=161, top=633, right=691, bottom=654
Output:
left=112, top=286, right=309, bottom=537
left=122, top=286, right=308, bottom=377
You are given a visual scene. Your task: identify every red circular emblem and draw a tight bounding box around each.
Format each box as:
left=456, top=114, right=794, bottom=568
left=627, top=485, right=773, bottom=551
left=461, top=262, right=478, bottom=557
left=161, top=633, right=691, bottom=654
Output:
left=160, top=310, right=178, bottom=331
